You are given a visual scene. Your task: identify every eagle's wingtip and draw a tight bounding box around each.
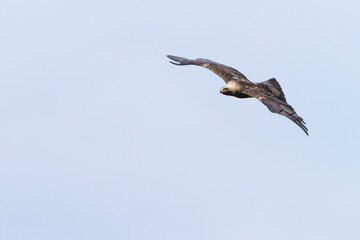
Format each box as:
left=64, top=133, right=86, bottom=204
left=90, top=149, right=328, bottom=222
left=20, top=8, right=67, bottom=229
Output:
left=167, top=55, right=180, bottom=61
left=167, top=55, right=192, bottom=66
left=169, top=61, right=181, bottom=65
left=167, top=55, right=184, bottom=65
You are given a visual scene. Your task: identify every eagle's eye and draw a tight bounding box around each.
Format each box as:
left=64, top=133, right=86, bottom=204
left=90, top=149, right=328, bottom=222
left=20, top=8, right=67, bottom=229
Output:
left=220, top=87, right=228, bottom=93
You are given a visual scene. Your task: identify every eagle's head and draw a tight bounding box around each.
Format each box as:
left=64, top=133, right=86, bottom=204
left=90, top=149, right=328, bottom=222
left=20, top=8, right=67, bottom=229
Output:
left=220, top=87, right=233, bottom=96
left=220, top=81, right=238, bottom=96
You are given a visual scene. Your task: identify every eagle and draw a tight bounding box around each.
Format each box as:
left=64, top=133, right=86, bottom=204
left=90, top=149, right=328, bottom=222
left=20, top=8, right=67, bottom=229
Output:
left=167, top=55, right=308, bottom=135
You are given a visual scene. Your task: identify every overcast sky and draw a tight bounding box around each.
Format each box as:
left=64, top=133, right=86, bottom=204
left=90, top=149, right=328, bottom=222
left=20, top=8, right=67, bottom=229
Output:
left=1, top=0, right=360, bottom=239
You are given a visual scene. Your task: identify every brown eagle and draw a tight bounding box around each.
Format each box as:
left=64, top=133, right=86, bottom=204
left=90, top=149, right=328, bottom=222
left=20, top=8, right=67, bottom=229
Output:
left=167, top=55, right=308, bottom=135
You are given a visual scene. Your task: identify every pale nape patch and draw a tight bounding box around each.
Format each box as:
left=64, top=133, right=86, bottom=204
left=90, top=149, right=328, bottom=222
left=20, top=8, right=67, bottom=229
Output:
left=225, top=81, right=240, bottom=91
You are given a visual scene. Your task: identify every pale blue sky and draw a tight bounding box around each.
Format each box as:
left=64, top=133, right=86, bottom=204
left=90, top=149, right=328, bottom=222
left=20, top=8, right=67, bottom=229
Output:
left=1, top=0, right=360, bottom=239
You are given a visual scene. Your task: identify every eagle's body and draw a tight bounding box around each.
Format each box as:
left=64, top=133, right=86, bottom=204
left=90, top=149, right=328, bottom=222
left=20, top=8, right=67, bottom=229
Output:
left=167, top=55, right=308, bottom=135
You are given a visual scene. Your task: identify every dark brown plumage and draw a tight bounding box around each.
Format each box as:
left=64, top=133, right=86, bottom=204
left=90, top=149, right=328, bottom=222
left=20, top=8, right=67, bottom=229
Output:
left=167, top=55, right=308, bottom=135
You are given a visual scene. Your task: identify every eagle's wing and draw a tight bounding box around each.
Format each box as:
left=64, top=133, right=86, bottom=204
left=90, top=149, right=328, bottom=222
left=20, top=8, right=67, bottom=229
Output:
left=167, top=55, right=250, bottom=83
left=259, top=96, right=308, bottom=135
left=238, top=80, right=308, bottom=135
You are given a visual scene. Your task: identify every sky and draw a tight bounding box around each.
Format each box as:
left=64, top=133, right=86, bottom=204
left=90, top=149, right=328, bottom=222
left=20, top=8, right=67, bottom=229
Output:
left=1, top=0, right=360, bottom=239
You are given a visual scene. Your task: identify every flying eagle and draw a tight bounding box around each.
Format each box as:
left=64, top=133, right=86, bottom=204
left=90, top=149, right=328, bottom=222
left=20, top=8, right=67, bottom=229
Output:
left=167, top=55, right=308, bottom=135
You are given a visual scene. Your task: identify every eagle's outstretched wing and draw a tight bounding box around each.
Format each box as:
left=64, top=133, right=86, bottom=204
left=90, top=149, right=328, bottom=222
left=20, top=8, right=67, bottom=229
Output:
left=167, top=55, right=250, bottom=83
left=235, top=78, right=308, bottom=135
left=259, top=97, right=308, bottom=135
